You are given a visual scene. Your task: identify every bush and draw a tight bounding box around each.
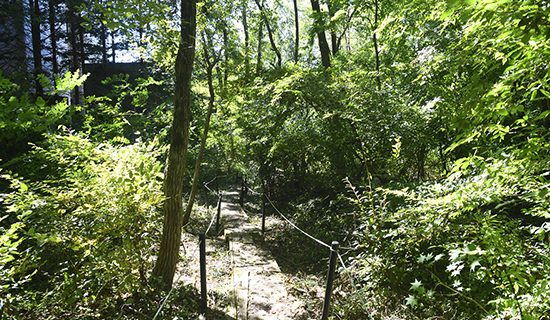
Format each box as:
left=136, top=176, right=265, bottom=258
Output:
left=0, top=133, right=165, bottom=318
left=338, top=154, right=550, bottom=319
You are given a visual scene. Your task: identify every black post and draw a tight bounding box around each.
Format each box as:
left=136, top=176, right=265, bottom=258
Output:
left=261, top=194, right=266, bottom=236
left=240, top=177, right=244, bottom=207
left=199, top=233, right=207, bottom=315
left=215, top=194, right=222, bottom=234
left=321, top=241, right=339, bottom=320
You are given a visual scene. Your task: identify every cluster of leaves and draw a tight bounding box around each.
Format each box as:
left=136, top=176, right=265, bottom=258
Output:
left=0, top=71, right=87, bottom=161
left=330, top=0, right=550, bottom=318
left=0, top=133, right=167, bottom=318
left=341, top=154, right=549, bottom=319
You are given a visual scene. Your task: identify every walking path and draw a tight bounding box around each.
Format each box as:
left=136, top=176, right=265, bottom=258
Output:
left=221, top=191, right=304, bottom=320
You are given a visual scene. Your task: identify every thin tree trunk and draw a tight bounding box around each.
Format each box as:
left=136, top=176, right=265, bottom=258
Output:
left=253, top=0, right=281, bottom=68
left=222, top=24, right=228, bottom=87
left=153, top=0, right=197, bottom=289
left=183, top=40, right=217, bottom=225
left=373, top=0, right=381, bottom=90
left=78, top=18, right=85, bottom=69
left=30, top=0, right=43, bottom=95
left=111, top=31, right=116, bottom=63
left=48, top=0, right=58, bottom=74
left=327, top=1, right=339, bottom=55
left=242, top=0, right=250, bottom=78
left=293, top=0, right=299, bottom=63
left=100, top=10, right=108, bottom=64
left=67, top=3, right=79, bottom=103
left=310, top=0, right=330, bottom=68
left=256, top=20, right=263, bottom=75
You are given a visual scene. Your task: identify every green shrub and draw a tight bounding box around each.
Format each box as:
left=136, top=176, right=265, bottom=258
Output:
left=1, top=134, right=165, bottom=318
left=338, top=154, right=549, bottom=319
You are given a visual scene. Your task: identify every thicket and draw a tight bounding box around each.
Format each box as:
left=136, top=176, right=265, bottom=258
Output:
left=1, top=0, right=549, bottom=318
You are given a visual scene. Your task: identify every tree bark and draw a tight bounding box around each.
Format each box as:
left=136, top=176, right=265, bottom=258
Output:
left=241, top=0, right=250, bottom=79
left=256, top=20, right=264, bottom=75
left=99, top=3, right=108, bottom=65
left=222, top=24, right=228, bottom=87
left=183, top=37, right=217, bottom=225
left=327, top=1, right=339, bottom=55
left=67, top=1, right=79, bottom=104
left=111, top=31, right=116, bottom=63
left=310, top=0, right=330, bottom=68
left=30, top=0, right=43, bottom=95
left=293, top=0, right=299, bottom=63
left=153, top=0, right=197, bottom=289
left=373, top=0, right=381, bottom=90
left=48, top=0, right=58, bottom=74
left=254, top=0, right=281, bottom=68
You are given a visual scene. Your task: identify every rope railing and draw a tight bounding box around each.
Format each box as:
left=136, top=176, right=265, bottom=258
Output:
left=241, top=181, right=354, bottom=320
left=242, top=182, right=357, bottom=252
left=155, top=177, right=356, bottom=319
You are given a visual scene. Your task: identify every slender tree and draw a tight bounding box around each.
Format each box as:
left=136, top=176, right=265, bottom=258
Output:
left=48, top=0, right=58, bottom=74
left=292, top=0, right=299, bottom=63
left=183, top=32, right=219, bottom=225
left=310, top=0, right=330, bottom=68
left=256, top=20, right=264, bottom=74
left=327, top=0, right=339, bottom=55
left=254, top=0, right=281, bottom=68
left=153, top=0, right=197, bottom=288
left=241, top=0, right=250, bottom=78
left=67, top=0, right=81, bottom=103
left=30, top=0, right=43, bottom=95
left=372, top=0, right=381, bottom=90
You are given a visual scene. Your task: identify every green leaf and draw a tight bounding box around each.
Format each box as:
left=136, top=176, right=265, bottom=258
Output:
left=35, top=96, right=46, bottom=108
left=405, top=295, right=418, bottom=307
left=410, top=279, right=423, bottom=292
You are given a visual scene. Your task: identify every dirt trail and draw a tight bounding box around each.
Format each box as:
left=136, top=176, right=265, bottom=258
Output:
left=222, top=191, right=304, bottom=319
left=177, top=190, right=304, bottom=320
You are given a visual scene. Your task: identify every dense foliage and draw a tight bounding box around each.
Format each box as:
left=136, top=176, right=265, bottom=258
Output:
left=1, top=0, right=548, bottom=318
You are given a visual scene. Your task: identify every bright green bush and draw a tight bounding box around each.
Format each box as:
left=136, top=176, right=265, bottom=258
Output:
left=0, top=134, right=165, bottom=318
left=337, top=153, right=549, bottom=319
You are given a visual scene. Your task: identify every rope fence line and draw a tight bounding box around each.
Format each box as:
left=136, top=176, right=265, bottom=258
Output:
left=184, top=176, right=358, bottom=319
left=242, top=182, right=357, bottom=252
left=242, top=180, right=359, bottom=319
left=204, top=204, right=218, bottom=235
left=152, top=272, right=185, bottom=320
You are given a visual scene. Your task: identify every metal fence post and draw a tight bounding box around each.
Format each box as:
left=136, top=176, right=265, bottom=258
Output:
left=321, top=241, right=339, bottom=320
left=199, top=233, right=207, bottom=315
left=261, top=194, right=266, bottom=236
left=240, top=177, right=245, bottom=207
left=215, top=194, right=222, bottom=235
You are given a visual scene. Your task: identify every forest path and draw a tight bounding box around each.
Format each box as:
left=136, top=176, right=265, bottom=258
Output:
left=221, top=190, right=304, bottom=319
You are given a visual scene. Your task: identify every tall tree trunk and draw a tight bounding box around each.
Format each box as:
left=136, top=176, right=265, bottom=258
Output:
left=310, top=0, right=330, bottom=68
left=153, top=0, right=197, bottom=289
left=67, top=2, right=79, bottom=104
left=183, top=39, right=217, bottom=225
left=327, top=1, right=339, bottom=55
left=99, top=5, right=108, bottom=64
left=78, top=18, right=85, bottom=68
left=111, top=31, right=116, bottom=63
left=241, top=0, right=250, bottom=79
left=30, top=0, right=43, bottom=95
left=373, top=0, right=381, bottom=90
left=48, top=0, right=58, bottom=74
left=292, top=0, right=299, bottom=63
left=256, top=20, right=263, bottom=75
left=222, top=23, right=228, bottom=89
left=253, top=0, right=281, bottom=68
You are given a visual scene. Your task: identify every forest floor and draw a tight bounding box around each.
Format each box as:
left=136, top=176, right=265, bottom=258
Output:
left=177, top=190, right=326, bottom=319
